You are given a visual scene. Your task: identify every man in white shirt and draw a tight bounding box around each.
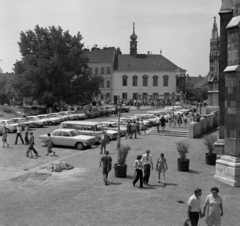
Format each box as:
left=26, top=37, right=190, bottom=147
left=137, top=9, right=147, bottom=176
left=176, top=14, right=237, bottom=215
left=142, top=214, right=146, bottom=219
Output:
left=15, top=124, right=24, bottom=145
left=187, top=188, right=203, bottom=226
left=141, top=150, right=153, bottom=185
left=155, top=115, right=160, bottom=133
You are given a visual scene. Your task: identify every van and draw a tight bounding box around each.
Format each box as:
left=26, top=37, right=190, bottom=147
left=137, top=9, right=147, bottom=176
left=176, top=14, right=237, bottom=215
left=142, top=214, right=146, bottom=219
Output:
left=59, top=121, right=104, bottom=143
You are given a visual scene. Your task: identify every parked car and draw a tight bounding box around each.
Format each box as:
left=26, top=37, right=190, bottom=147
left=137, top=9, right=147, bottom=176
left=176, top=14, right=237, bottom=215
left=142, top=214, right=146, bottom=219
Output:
left=0, top=120, right=18, bottom=132
left=39, top=129, right=97, bottom=150
left=72, top=111, right=87, bottom=120
left=101, top=121, right=127, bottom=136
left=48, top=113, right=68, bottom=122
left=37, top=114, right=51, bottom=125
left=121, top=104, right=130, bottom=113
left=120, top=116, right=150, bottom=127
left=25, top=116, right=44, bottom=128
left=82, top=109, right=95, bottom=118
left=59, top=111, right=76, bottom=121
left=0, top=126, right=4, bottom=135
left=104, top=105, right=116, bottom=114
left=92, top=107, right=105, bottom=116
left=134, top=114, right=157, bottom=126
left=91, top=108, right=101, bottom=117
left=10, top=117, right=34, bottom=128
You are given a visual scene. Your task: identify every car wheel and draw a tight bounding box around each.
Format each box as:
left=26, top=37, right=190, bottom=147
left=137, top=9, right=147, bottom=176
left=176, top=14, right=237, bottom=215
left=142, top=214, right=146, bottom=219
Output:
left=49, top=121, right=53, bottom=125
left=76, top=142, right=84, bottom=150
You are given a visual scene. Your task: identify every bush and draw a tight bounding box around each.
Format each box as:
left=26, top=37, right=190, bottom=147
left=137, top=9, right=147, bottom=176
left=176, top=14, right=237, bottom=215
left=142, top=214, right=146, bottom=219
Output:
left=204, top=135, right=217, bottom=154
left=176, top=141, right=189, bottom=160
left=117, top=144, right=130, bottom=165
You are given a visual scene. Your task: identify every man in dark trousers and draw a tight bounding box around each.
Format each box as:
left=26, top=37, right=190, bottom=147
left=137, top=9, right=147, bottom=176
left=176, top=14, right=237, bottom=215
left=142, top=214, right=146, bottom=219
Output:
left=15, top=124, right=24, bottom=145
left=99, top=151, right=112, bottom=185
left=141, top=150, right=153, bottom=185
left=26, top=132, right=38, bottom=158
left=100, top=130, right=109, bottom=154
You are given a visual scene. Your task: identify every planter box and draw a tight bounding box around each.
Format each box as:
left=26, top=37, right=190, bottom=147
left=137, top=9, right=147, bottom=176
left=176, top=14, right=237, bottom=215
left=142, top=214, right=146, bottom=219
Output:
left=205, top=153, right=217, bottom=165
left=114, top=163, right=127, bottom=178
left=177, top=158, right=189, bottom=172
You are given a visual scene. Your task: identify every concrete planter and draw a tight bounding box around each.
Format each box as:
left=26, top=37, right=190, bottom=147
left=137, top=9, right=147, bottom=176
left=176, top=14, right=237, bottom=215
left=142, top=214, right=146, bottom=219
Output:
left=114, top=163, right=127, bottom=178
left=205, top=153, right=217, bottom=165
left=177, top=158, right=189, bottom=172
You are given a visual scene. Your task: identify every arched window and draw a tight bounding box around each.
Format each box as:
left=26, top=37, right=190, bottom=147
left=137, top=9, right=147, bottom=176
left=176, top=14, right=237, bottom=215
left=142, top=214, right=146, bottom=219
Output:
left=163, top=75, right=169, bottom=87
left=142, top=75, right=148, bottom=86
left=132, top=75, right=138, bottom=86
left=153, top=75, right=158, bottom=86
left=122, top=75, right=128, bottom=86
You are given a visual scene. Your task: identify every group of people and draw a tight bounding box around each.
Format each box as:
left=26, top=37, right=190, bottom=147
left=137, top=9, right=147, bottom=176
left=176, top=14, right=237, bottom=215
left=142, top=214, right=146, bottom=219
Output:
left=125, top=119, right=147, bottom=139
left=133, top=150, right=168, bottom=188
left=2, top=124, right=55, bottom=158
left=187, top=187, right=223, bottom=226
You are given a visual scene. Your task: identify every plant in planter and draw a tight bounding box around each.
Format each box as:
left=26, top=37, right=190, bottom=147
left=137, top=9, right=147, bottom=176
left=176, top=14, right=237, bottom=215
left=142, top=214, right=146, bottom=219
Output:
left=114, top=144, right=130, bottom=178
left=176, top=140, right=190, bottom=172
left=204, top=135, right=217, bottom=165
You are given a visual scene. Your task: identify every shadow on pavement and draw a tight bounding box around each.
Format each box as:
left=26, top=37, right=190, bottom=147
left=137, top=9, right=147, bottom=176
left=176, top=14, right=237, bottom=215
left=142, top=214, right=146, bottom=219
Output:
left=108, top=182, right=122, bottom=186
left=188, top=169, right=201, bottom=174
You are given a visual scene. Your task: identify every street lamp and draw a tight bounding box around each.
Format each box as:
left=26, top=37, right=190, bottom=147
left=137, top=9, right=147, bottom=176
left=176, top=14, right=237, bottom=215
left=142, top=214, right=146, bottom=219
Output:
left=171, top=92, right=176, bottom=124
left=199, top=94, right=202, bottom=115
left=116, top=102, right=122, bottom=149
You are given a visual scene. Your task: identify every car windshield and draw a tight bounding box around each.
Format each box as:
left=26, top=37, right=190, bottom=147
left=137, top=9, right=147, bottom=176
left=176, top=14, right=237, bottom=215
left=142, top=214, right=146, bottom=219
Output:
left=11, top=119, right=20, bottom=123
left=38, top=116, right=46, bottom=119
left=59, top=112, right=67, bottom=116
left=69, top=130, right=80, bottom=136
left=7, top=120, right=15, bottom=124
left=95, top=124, right=103, bottom=131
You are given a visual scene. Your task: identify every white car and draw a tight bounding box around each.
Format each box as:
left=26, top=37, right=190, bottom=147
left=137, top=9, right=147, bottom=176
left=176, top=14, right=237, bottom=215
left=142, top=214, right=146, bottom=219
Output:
left=39, top=128, right=96, bottom=150
left=101, top=121, right=127, bottom=136
left=59, top=111, right=77, bottom=120
left=121, top=116, right=150, bottom=127
left=134, top=114, right=158, bottom=126
left=48, top=113, right=67, bottom=122
left=58, top=112, right=71, bottom=121
left=72, top=111, right=87, bottom=120
left=10, top=117, right=34, bottom=128
left=38, top=114, right=61, bottom=125
left=25, top=116, right=44, bottom=128
left=37, top=115, right=51, bottom=125
left=0, top=120, right=18, bottom=132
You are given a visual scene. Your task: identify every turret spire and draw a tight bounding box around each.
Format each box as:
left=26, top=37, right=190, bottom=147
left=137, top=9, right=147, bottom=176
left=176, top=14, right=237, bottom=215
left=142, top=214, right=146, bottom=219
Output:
left=130, top=22, right=138, bottom=57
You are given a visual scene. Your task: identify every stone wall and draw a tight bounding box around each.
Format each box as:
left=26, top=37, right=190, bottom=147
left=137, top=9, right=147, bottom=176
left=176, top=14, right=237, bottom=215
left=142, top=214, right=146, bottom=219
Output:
left=189, top=111, right=217, bottom=138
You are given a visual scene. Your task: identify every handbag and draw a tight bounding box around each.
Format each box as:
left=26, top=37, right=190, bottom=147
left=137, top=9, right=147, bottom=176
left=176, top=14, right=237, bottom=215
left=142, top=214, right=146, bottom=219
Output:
left=183, top=220, right=189, bottom=226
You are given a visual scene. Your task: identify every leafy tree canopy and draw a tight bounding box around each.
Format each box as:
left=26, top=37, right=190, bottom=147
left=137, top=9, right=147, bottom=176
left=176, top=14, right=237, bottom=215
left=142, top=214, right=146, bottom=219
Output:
left=12, top=25, right=102, bottom=107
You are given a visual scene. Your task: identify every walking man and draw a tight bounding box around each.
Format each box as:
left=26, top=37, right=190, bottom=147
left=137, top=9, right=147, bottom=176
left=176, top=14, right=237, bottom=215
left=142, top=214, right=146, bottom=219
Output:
left=187, top=188, right=203, bottom=226
left=136, top=118, right=141, bottom=135
left=15, top=124, right=24, bottom=145
left=24, top=124, right=30, bottom=145
left=155, top=115, right=160, bottom=133
left=133, top=155, right=143, bottom=188
left=26, top=132, right=38, bottom=158
left=141, top=150, right=153, bottom=185
left=100, top=130, right=109, bottom=154
left=126, top=121, right=132, bottom=139
left=99, top=151, right=112, bottom=185
left=131, top=121, right=137, bottom=139
left=160, top=116, right=166, bottom=132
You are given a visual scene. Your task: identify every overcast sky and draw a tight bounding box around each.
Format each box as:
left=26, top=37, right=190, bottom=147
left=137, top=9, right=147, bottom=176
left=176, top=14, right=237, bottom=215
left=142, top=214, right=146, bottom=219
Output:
left=0, top=0, right=221, bottom=76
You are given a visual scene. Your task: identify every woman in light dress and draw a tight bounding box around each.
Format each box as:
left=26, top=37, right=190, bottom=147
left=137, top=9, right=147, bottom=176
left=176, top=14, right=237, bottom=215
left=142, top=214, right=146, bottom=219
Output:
left=2, top=126, right=9, bottom=148
left=203, top=187, right=223, bottom=226
left=155, top=153, right=168, bottom=186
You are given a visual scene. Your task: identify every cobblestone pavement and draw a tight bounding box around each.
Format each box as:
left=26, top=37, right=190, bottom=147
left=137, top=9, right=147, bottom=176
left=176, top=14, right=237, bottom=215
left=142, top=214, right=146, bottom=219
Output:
left=0, top=109, right=239, bottom=226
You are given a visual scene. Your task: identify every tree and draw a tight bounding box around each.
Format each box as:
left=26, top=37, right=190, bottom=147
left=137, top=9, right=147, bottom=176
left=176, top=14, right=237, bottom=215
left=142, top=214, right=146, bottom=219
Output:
left=12, top=25, right=102, bottom=106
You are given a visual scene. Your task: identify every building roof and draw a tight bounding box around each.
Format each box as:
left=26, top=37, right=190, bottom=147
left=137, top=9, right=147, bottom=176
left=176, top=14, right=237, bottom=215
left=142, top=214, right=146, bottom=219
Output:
left=185, top=75, right=208, bottom=88
left=195, top=76, right=208, bottom=88
left=114, top=54, right=185, bottom=72
left=84, top=48, right=116, bottom=63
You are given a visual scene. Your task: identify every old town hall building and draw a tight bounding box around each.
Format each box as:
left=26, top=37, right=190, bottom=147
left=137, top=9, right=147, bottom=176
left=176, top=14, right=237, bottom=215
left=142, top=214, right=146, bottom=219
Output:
left=84, top=24, right=186, bottom=103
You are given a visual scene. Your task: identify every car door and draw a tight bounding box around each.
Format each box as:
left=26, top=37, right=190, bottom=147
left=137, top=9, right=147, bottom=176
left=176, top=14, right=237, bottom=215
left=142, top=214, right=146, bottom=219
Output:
left=51, top=131, right=63, bottom=145
left=62, top=131, right=72, bottom=146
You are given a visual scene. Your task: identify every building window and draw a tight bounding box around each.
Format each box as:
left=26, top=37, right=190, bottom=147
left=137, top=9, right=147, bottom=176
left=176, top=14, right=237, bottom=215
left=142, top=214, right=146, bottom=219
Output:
left=107, top=80, right=110, bottom=88
left=107, top=67, right=111, bottom=74
left=132, top=75, right=138, bottom=86
left=153, top=75, right=158, bottom=86
left=163, top=75, right=169, bottom=87
left=122, top=75, right=128, bottom=86
left=133, top=93, right=138, bottom=100
left=143, top=75, right=148, bottom=86
left=176, top=78, right=179, bottom=86
left=101, top=67, right=104, bottom=74
left=122, top=93, right=128, bottom=100
left=142, top=93, right=148, bottom=100
left=95, top=67, right=98, bottom=75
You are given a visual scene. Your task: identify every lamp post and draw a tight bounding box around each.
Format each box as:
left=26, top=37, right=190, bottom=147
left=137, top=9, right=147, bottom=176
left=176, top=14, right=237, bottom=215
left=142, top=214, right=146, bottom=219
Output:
left=199, top=94, right=202, bottom=115
left=171, top=92, right=176, bottom=123
left=116, top=102, right=122, bottom=149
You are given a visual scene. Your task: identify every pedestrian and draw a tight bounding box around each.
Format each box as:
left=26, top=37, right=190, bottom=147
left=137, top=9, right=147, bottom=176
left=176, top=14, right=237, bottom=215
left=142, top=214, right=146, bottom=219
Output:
left=183, top=114, right=188, bottom=128
left=115, top=105, right=118, bottom=116
left=26, top=132, right=38, bottom=158
left=155, top=153, right=168, bottom=186
left=2, top=126, right=9, bottom=148
left=187, top=188, right=203, bottom=226
left=100, top=130, right=109, bottom=154
left=160, top=116, right=166, bottom=132
left=196, top=114, right=201, bottom=123
left=133, top=155, right=143, bottom=188
left=136, top=118, right=141, bottom=135
left=173, top=115, right=177, bottom=127
left=177, top=113, right=182, bottom=127
left=203, top=187, right=223, bottom=226
left=140, top=119, right=147, bottom=134
left=45, top=133, right=55, bottom=156
left=131, top=121, right=137, bottom=139
left=155, top=115, right=160, bottom=133
left=99, top=151, right=112, bottom=185
left=126, top=121, right=132, bottom=139
left=15, top=124, right=24, bottom=145
left=24, top=124, right=30, bottom=145
left=141, top=150, right=153, bottom=185
left=168, top=113, right=172, bottom=127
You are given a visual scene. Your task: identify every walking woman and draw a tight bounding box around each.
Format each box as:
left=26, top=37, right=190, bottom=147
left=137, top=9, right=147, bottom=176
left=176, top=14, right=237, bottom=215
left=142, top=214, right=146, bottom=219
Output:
left=155, top=153, right=168, bottom=186
left=132, top=155, right=143, bottom=188
left=140, top=119, right=147, bottom=134
left=45, top=133, right=55, bottom=156
left=203, top=187, right=223, bottom=226
left=183, top=114, right=188, bottom=129
left=2, top=126, right=9, bottom=148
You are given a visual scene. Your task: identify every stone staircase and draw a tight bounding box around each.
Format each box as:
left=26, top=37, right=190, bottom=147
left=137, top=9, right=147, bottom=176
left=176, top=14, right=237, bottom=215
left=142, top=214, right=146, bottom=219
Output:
left=146, top=127, right=189, bottom=137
